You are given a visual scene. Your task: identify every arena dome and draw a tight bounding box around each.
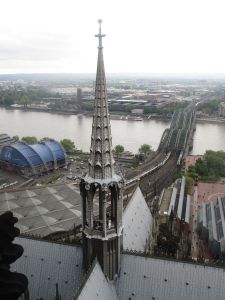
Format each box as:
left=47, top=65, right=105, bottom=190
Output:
left=0, top=140, right=66, bottom=176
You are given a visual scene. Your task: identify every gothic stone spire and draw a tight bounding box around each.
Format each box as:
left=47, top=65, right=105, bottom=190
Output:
left=88, top=20, right=115, bottom=180
left=80, top=21, right=123, bottom=280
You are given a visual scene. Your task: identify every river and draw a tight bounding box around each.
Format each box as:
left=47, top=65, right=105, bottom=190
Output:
left=0, top=108, right=224, bottom=154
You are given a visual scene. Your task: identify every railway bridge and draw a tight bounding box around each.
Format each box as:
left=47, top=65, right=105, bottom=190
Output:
left=124, top=102, right=196, bottom=201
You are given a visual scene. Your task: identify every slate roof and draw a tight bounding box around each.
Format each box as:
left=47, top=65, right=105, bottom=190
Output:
left=123, top=186, right=153, bottom=251
left=75, top=260, right=117, bottom=300
left=12, top=237, right=83, bottom=300
left=0, top=184, right=99, bottom=236
left=116, top=253, right=225, bottom=300
left=13, top=236, right=225, bottom=300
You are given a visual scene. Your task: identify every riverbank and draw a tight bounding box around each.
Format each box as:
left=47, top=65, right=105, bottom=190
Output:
left=4, top=106, right=171, bottom=120
left=4, top=105, right=79, bottom=116
left=3, top=105, right=225, bottom=124
left=196, top=117, right=225, bottom=124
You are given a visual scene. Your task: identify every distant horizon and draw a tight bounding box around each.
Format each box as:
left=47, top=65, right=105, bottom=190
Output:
left=1, top=72, right=225, bottom=80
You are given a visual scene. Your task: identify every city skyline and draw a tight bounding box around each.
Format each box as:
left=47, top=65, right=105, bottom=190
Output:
left=1, top=0, right=225, bottom=74
left=1, top=8, right=225, bottom=299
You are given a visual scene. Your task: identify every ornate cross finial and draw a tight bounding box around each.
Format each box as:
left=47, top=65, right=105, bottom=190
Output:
left=95, top=19, right=106, bottom=48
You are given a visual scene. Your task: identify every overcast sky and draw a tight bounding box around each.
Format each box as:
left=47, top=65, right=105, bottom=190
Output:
left=1, top=0, right=225, bottom=74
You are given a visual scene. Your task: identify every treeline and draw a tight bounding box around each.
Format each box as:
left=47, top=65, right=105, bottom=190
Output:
left=12, top=136, right=76, bottom=154
left=79, top=100, right=190, bottom=115
left=13, top=136, right=53, bottom=145
left=187, top=150, right=225, bottom=181
left=113, top=143, right=153, bottom=157
left=0, top=87, right=58, bottom=106
left=143, top=101, right=189, bottom=115
left=197, top=100, right=222, bottom=115
left=13, top=136, right=154, bottom=159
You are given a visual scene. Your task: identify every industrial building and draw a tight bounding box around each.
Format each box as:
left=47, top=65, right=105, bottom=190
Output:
left=198, top=195, right=225, bottom=259
left=0, top=133, right=14, bottom=150
left=156, top=177, right=191, bottom=256
left=0, top=140, right=66, bottom=176
left=77, top=88, right=82, bottom=102
left=158, top=177, right=190, bottom=223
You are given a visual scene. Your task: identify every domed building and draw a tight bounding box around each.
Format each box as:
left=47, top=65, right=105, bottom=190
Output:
left=0, top=140, right=66, bottom=176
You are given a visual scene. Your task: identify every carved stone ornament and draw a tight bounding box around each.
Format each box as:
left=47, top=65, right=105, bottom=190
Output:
left=85, top=183, right=91, bottom=190
left=101, top=183, right=108, bottom=192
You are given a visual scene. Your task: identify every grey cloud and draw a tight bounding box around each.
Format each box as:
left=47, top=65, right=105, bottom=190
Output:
left=0, top=30, right=77, bottom=62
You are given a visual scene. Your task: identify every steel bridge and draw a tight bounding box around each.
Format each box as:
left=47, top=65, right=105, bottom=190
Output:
left=124, top=102, right=196, bottom=201
left=158, top=102, right=196, bottom=156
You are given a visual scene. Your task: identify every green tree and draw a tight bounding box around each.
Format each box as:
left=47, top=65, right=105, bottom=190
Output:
left=60, top=139, right=76, bottom=153
left=187, top=150, right=225, bottom=181
left=138, top=144, right=152, bottom=158
left=81, top=102, right=94, bottom=111
left=195, top=158, right=208, bottom=177
left=12, top=135, right=20, bottom=142
left=205, top=150, right=225, bottom=178
left=125, top=104, right=133, bottom=113
left=40, top=137, right=51, bottom=142
left=185, top=176, right=194, bottom=194
left=21, top=136, right=38, bottom=145
left=144, top=106, right=157, bottom=114
left=0, top=90, right=15, bottom=106
left=187, top=165, right=198, bottom=180
left=20, top=95, right=30, bottom=107
left=197, top=100, right=221, bottom=115
left=114, top=145, right=124, bottom=158
left=3, top=93, right=14, bottom=106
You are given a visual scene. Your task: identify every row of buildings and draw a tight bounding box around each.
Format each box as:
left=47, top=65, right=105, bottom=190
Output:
left=198, top=195, right=225, bottom=259
left=156, top=177, right=191, bottom=257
